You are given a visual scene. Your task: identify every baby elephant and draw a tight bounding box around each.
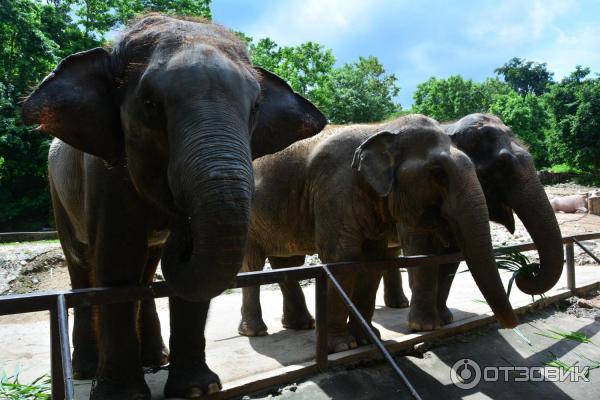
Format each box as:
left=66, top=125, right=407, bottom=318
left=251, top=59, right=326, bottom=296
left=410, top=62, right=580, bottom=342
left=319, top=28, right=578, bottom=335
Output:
left=240, top=114, right=517, bottom=353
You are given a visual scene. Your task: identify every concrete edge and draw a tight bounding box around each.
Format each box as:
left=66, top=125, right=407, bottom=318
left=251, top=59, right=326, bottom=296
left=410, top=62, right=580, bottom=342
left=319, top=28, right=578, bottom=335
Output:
left=204, top=280, right=600, bottom=399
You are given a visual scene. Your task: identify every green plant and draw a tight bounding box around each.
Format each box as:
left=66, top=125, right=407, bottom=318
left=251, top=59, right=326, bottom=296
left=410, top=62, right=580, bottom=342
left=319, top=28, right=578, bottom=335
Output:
left=534, top=327, right=593, bottom=344
left=0, top=371, right=51, bottom=400
left=495, top=252, right=541, bottom=299
left=543, top=353, right=577, bottom=372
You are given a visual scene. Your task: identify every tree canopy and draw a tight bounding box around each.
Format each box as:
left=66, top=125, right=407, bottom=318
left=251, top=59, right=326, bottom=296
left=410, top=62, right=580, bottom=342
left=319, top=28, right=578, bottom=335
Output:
left=1, top=2, right=599, bottom=230
left=494, top=57, right=554, bottom=96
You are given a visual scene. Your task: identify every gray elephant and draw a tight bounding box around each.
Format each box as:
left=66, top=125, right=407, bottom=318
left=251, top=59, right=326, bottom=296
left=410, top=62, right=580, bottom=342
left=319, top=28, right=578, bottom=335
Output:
left=21, top=15, right=325, bottom=400
left=239, top=114, right=518, bottom=353
left=383, top=113, right=564, bottom=331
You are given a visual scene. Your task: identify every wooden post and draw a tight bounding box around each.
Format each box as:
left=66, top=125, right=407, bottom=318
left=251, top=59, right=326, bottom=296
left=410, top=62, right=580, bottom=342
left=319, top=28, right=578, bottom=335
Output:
left=566, top=242, right=575, bottom=292
left=50, top=306, right=65, bottom=400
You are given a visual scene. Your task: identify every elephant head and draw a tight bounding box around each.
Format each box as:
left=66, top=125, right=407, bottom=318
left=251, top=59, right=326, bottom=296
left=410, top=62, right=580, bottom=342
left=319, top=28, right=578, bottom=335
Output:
left=353, top=115, right=518, bottom=328
left=21, top=15, right=326, bottom=302
left=445, top=114, right=563, bottom=295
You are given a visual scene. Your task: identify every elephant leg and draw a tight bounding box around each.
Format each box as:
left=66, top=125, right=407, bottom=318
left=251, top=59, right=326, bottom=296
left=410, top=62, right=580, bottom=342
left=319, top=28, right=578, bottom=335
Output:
left=348, top=270, right=383, bottom=345
left=238, top=248, right=268, bottom=336
left=400, top=230, right=441, bottom=332
left=348, top=240, right=386, bottom=345
left=383, top=269, right=409, bottom=308
left=92, top=242, right=150, bottom=399
left=69, top=262, right=98, bottom=380
left=164, top=297, right=221, bottom=398
left=270, top=256, right=314, bottom=330
left=325, top=271, right=358, bottom=353
left=408, top=264, right=441, bottom=331
left=437, top=262, right=460, bottom=326
left=139, top=246, right=169, bottom=369
left=50, top=189, right=98, bottom=379
left=320, top=247, right=360, bottom=353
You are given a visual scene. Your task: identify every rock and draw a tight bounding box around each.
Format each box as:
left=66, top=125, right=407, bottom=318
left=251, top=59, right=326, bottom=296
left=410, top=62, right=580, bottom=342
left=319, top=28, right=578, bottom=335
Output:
left=577, top=299, right=594, bottom=309
left=20, top=260, right=27, bottom=266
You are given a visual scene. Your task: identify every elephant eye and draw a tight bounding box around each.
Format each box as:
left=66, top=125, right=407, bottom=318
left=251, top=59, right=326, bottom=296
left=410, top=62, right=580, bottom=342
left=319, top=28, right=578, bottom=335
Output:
left=143, top=98, right=159, bottom=109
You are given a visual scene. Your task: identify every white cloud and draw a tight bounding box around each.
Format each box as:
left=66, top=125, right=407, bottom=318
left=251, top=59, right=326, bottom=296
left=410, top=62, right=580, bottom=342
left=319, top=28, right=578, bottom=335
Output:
left=239, top=0, right=379, bottom=46
left=532, top=25, right=600, bottom=79
left=466, top=0, right=575, bottom=46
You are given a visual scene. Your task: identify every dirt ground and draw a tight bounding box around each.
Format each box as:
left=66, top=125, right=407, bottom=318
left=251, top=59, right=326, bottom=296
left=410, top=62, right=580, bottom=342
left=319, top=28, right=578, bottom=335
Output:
left=1, top=182, right=599, bottom=297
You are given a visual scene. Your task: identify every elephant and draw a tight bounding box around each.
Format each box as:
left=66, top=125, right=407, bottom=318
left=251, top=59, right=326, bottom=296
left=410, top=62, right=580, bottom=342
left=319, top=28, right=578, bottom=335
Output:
left=21, top=14, right=325, bottom=400
left=238, top=114, right=518, bottom=353
left=382, top=113, right=564, bottom=331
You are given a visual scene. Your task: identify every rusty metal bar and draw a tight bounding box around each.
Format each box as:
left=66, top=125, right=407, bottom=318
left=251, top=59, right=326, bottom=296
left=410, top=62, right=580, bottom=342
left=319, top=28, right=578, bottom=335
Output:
left=50, top=305, right=65, bottom=400
left=322, top=265, right=422, bottom=400
left=315, top=274, right=328, bottom=372
left=573, top=238, right=600, bottom=265
left=566, top=242, right=575, bottom=292
left=3, top=232, right=600, bottom=317
left=57, top=294, right=75, bottom=400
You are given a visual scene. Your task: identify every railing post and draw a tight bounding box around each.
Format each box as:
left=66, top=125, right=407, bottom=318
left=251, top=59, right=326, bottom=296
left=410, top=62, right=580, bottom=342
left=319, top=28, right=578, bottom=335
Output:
left=315, top=274, right=328, bottom=371
left=50, top=305, right=65, bottom=400
left=57, top=295, right=75, bottom=399
left=566, top=241, right=575, bottom=292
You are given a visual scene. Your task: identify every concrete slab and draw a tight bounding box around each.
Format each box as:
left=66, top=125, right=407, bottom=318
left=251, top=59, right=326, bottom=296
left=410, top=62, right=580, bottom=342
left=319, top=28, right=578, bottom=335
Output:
left=1, top=263, right=599, bottom=398
left=247, top=307, right=600, bottom=399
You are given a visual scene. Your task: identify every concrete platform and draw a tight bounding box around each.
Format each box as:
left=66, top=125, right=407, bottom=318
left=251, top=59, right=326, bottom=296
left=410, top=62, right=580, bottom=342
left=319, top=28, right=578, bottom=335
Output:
left=1, top=263, right=599, bottom=399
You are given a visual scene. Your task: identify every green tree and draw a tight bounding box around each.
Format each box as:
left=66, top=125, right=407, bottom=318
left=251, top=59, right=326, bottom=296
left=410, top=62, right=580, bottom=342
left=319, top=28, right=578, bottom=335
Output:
left=489, top=91, right=552, bottom=167
left=250, top=38, right=335, bottom=101
left=495, top=57, right=554, bottom=96
left=0, top=0, right=213, bottom=230
left=116, top=0, right=212, bottom=24
left=315, top=56, right=400, bottom=124
left=413, top=75, right=510, bottom=121
left=545, top=67, right=600, bottom=174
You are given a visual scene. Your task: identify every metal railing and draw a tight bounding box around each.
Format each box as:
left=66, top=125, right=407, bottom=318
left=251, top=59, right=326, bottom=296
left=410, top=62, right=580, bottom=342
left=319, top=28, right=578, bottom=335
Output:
left=1, top=232, right=599, bottom=400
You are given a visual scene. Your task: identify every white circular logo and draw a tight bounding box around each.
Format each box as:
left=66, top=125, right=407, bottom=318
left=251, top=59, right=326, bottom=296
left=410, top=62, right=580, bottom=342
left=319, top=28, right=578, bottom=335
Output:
left=450, top=358, right=481, bottom=389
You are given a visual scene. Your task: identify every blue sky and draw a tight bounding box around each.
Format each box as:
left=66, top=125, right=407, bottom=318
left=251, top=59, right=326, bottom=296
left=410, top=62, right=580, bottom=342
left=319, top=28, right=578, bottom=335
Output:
left=211, top=0, right=600, bottom=107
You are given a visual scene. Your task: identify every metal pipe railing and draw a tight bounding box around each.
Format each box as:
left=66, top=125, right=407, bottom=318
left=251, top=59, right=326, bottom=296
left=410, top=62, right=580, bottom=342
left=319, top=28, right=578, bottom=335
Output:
left=1, top=232, right=599, bottom=399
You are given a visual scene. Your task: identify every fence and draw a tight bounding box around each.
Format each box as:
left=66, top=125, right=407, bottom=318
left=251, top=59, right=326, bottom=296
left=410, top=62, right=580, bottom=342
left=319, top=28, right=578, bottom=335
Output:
left=1, top=232, right=600, bottom=399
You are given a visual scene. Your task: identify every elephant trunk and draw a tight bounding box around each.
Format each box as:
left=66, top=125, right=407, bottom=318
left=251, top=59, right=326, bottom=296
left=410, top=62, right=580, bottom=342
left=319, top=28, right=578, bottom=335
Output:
left=508, top=156, right=564, bottom=295
left=161, top=113, right=253, bottom=302
left=447, top=154, right=518, bottom=328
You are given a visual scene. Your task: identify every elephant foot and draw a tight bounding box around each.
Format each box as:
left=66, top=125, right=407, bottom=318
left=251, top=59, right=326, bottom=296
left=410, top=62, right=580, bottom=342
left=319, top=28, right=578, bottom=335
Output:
left=90, top=375, right=150, bottom=400
left=165, top=362, right=221, bottom=398
left=408, top=306, right=442, bottom=332
left=282, top=312, right=315, bottom=330
left=238, top=318, right=268, bottom=337
left=141, top=341, right=169, bottom=369
left=439, top=306, right=454, bottom=326
left=384, top=290, right=410, bottom=309
left=349, top=322, right=381, bottom=346
left=328, top=332, right=358, bottom=353
left=72, top=347, right=98, bottom=380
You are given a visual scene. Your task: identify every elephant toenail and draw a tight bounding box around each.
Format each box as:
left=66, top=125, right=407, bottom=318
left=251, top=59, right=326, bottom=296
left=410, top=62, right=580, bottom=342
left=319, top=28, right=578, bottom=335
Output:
left=207, top=383, right=221, bottom=394
left=186, top=387, right=204, bottom=398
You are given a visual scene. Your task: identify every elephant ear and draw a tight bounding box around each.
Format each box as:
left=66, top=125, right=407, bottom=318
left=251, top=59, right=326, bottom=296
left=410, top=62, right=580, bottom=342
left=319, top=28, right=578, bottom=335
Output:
left=352, top=131, right=397, bottom=197
left=251, top=67, right=327, bottom=159
left=21, top=47, right=122, bottom=163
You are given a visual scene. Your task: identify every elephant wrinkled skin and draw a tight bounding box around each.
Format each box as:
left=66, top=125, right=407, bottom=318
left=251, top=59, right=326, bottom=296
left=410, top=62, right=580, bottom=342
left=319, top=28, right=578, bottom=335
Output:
left=382, top=113, right=564, bottom=331
left=239, top=114, right=518, bottom=353
left=21, top=14, right=325, bottom=400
